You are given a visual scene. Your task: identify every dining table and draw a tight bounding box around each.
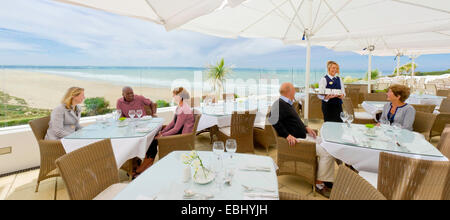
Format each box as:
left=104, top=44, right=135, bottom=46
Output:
left=195, top=98, right=273, bottom=131
left=113, top=151, right=279, bottom=200
left=61, top=117, right=164, bottom=168
left=319, top=122, right=448, bottom=173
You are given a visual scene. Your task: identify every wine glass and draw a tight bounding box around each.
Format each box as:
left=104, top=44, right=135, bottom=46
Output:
left=225, top=139, right=237, bottom=160
left=340, top=112, right=349, bottom=124
left=117, top=109, right=122, bottom=119
left=136, top=109, right=143, bottom=120
left=212, top=141, right=225, bottom=191
left=347, top=115, right=354, bottom=128
left=129, top=110, right=136, bottom=120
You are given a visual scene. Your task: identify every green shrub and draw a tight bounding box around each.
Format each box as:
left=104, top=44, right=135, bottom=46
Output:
left=364, top=69, right=380, bottom=80
left=83, top=97, right=111, bottom=116
left=156, top=100, right=170, bottom=108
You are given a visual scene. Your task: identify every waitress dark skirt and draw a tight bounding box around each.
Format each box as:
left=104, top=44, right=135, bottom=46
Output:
left=321, top=75, right=343, bottom=123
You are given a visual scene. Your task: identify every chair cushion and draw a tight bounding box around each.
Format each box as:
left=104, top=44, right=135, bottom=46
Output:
left=355, top=111, right=374, bottom=120
left=93, top=183, right=128, bottom=200
left=254, top=121, right=266, bottom=129
left=219, top=127, right=231, bottom=137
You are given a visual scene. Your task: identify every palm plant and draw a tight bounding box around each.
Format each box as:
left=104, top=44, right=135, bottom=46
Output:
left=206, top=58, right=233, bottom=100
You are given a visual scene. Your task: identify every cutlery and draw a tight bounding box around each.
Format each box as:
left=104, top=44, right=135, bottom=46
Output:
left=183, top=189, right=214, bottom=200
left=241, top=184, right=276, bottom=192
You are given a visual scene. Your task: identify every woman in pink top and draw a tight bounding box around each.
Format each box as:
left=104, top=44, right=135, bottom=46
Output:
left=134, top=87, right=195, bottom=176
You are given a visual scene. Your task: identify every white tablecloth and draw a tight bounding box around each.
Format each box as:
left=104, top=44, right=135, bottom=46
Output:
left=319, top=125, right=448, bottom=173
left=196, top=101, right=271, bottom=131
left=61, top=123, right=162, bottom=168
left=114, top=151, right=279, bottom=200
left=406, top=94, right=446, bottom=107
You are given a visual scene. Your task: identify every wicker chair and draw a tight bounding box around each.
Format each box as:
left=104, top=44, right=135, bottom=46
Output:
left=301, top=94, right=323, bottom=120
left=29, top=116, right=66, bottom=192
left=364, top=92, right=387, bottom=101
left=293, top=100, right=302, bottom=117
left=217, top=111, right=256, bottom=153
left=190, top=97, right=201, bottom=107
left=143, top=102, right=158, bottom=117
left=439, top=98, right=450, bottom=113
left=280, top=165, right=386, bottom=200
left=55, top=139, right=127, bottom=200
left=222, top=93, right=235, bottom=101
left=437, top=89, right=449, bottom=97
left=345, top=87, right=360, bottom=107
left=202, top=95, right=217, bottom=103
left=274, top=126, right=318, bottom=195
left=430, top=112, right=450, bottom=139
left=412, top=111, right=437, bottom=141
left=253, top=113, right=276, bottom=153
left=343, top=97, right=376, bottom=124
left=437, top=125, right=450, bottom=159
left=378, top=152, right=450, bottom=200
left=425, top=84, right=437, bottom=95
left=158, top=114, right=201, bottom=159
left=411, top=104, right=436, bottom=113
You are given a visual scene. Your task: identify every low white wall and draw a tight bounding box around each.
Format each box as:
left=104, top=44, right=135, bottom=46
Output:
left=0, top=107, right=175, bottom=176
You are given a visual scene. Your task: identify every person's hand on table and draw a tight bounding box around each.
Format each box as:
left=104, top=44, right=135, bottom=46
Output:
left=337, top=94, right=345, bottom=99
left=286, top=135, right=298, bottom=147
left=306, top=127, right=317, bottom=139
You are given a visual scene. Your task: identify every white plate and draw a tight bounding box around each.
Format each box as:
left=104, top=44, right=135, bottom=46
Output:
left=117, top=122, right=129, bottom=127
left=193, top=170, right=215, bottom=185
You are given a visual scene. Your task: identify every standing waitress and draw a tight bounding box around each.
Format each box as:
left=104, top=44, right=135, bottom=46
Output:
left=318, top=61, right=345, bottom=122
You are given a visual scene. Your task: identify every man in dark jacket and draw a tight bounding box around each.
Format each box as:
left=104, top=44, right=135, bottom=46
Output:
left=269, top=83, right=336, bottom=197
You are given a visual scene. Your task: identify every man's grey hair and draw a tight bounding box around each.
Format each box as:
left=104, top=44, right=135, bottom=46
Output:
left=122, top=86, right=133, bottom=93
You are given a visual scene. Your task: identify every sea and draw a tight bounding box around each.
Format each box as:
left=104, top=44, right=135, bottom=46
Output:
left=2, top=66, right=367, bottom=92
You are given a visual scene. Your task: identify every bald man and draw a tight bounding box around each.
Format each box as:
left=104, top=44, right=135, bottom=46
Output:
left=116, top=86, right=154, bottom=118
left=269, top=82, right=335, bottom=197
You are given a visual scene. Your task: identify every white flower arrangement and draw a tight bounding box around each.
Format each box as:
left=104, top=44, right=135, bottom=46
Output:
left=181, top=151, right=209, bottom=178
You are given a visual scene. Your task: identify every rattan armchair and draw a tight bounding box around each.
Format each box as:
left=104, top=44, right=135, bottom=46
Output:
left=29, top=116, right=66, bottom=192
left=430, top=112, right=450, bottom=139
left=158, top=114, right=201, bottom=159
left=378, top=152, right=450, bottom=200
left=439, top=98, right=450, bottom=113
left=144, top=102, right=158, bottom=117
left=253, top=113, right=277, bottom=153
left=190, top=97, right=201, bottom=107
left=437, top=89, right=449, bottom=97
left=412, top=111, right=437, bottom=141
left=279, top=165, right=386, bottom=200
left=343, top=97, right=376, bottom=124
left=222, top=93, right=236, bottom=101
left=274, top=126, right=318, bottom=195
left=437, top=125, right=450, bottom=159
left=55, top=139, right=127, bottom=200
left=345, top=87, right=360, bottom=108
left=364, top=92, right=387, bottom=101
left=301, top=94, right=323, bottom=120
left=411, top=104, right=436, bottom=113
left=217, top=111, right=256, bottom=153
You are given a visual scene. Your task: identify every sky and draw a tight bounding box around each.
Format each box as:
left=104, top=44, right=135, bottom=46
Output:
left=0, top=0, right=449, bottom=73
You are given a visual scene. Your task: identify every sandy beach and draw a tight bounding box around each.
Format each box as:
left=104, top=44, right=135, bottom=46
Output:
left=0, top=69, right=173, bottom=109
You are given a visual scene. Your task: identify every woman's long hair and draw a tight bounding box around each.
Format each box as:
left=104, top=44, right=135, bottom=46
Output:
left=62, top=87, right=84, bottom=110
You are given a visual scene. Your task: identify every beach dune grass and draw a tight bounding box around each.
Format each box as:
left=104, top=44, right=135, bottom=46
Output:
left=0, top=91, right=50, bottom=127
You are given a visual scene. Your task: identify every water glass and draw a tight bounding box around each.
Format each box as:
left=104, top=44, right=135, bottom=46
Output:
left=136, top=109, right=143, bottom=120
left=347, top=115, right=354, bottom=128
left=225, top=139, right=237, bottom=160
left=340, top=112, right=349, bottom=124
left=129, top=110, right=136, bottom=121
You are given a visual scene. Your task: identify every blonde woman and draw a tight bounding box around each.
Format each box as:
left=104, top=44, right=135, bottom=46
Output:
left=318, top=61, right=345, bottom=122
left=45, top=87, right=85, bottom=140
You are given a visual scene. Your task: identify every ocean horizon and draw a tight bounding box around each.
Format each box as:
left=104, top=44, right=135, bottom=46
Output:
left=2, top=65, right=369, bottom=89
